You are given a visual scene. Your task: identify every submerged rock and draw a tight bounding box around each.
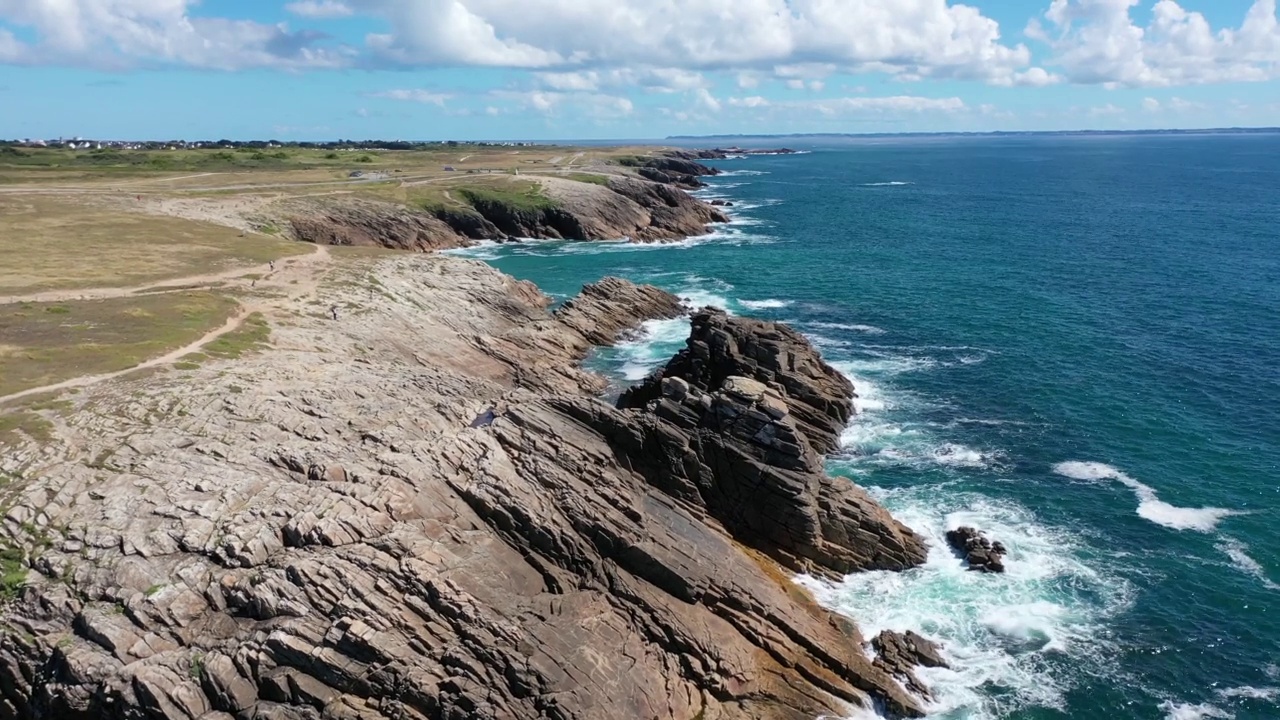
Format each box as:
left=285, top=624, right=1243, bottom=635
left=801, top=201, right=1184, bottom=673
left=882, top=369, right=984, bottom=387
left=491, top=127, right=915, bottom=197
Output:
left=946, top=526, right=1008, bottom=573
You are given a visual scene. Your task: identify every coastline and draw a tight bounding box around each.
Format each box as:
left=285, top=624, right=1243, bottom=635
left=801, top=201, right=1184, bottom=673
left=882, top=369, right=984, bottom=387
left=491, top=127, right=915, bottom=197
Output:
left=0, top=212, right=940, bottom=720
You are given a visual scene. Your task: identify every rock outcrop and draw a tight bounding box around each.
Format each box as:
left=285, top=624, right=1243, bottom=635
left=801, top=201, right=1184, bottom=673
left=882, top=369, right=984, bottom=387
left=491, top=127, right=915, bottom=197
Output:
left=0, top=256, right=928, bottom=720
left=288, top=197, right=485, bottom=252
left=290, top=169, right=730, bottom=252
left=946, top=526, right=1007, bottom=573
left=612, top=311, right=928, bottom=579
left=553, top=276, right=685, bottom=346
left=621, top=309, right=858, bottom=455
left=872, top=630, right=949, bottom=700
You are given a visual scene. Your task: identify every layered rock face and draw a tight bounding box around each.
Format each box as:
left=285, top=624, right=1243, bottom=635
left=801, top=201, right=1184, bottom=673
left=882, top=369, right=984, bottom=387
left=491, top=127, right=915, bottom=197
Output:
left=621, top=309, right=859, bottom=455
left=0, top=257, right=930, bottom=720
left=288, top=161, right=730, bottom=251
left=614, top=310, right=927, bottom=578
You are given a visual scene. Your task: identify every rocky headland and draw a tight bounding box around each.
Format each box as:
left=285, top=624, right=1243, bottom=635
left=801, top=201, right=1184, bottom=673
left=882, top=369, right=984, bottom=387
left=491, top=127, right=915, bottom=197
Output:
left=286, top=151, right=731, bottom=252
left=0, top=147, right=951, bottom=720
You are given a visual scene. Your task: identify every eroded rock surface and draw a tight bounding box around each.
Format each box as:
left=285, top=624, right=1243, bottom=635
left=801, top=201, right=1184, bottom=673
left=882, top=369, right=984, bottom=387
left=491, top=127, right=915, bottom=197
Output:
left=620, top=309, right=859, bottom=454
left=946, top=526, right=1007, bottom=573
left=0, top=255, right=928, bottom=720
left=872, top=630, right=949, bottom=700
left=614, top=311, right=928, bottom=579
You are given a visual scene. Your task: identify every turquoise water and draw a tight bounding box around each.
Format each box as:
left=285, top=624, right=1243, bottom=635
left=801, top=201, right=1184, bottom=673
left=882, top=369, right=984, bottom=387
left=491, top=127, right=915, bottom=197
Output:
left=445, top=135, right=1280, bottom=720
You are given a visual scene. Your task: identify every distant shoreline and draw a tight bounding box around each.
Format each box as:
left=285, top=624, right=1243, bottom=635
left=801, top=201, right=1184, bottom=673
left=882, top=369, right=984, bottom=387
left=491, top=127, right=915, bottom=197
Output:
left=667, top=127, right=1280, bottom=141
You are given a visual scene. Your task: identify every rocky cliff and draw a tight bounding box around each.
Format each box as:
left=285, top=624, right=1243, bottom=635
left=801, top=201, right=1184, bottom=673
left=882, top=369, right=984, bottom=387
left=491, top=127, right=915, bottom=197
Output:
left=0, top=254, right=932, bottom=720
left=288, top=154, right=730, bottom=251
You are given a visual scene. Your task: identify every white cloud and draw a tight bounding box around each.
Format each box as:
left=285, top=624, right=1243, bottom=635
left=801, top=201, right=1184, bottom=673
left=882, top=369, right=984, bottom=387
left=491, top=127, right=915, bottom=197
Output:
left=728, top=96, right=771, bottom=108
left=736, top=72, right=763, bottom=89
left=992, top=66, right=1064, bottom=87
left=491, top=90, right=634, bottom=119
left=534, top=67, right=707, bottom=93
left=1089, top=102, right=1125, bottom=116
left=342, top=0, right=1038, bottom=84
left=693, top=88, right=722, bottom=113
left=0, top=0, right=352, bottom=69
left=1143, top=95, right=1209, bottom=112
left=1032, top=0, right=1280, bottom=87
left=369, top=89, right=452, bottom=105
left=812, top=95, right=967, bottom=114
left=786, top=79, right=806, bottom=90
left=285, top=0, right=353, bottom=19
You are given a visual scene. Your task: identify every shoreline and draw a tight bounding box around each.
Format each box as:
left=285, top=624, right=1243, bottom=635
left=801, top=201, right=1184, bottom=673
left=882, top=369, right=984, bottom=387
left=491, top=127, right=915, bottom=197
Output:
left=0, top=232, right=941, bottom=720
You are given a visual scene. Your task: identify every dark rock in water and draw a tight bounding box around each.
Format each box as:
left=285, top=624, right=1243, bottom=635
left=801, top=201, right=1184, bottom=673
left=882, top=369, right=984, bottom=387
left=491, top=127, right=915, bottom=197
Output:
left=873, top=630, right=949, bottom=699
left=620, top=309, right=856, bottom=454
left=610, top=309, right=928, bottom=578
left=946, top=526, right=1007, bottom=573
left=709, top=199, right=734, bottom=207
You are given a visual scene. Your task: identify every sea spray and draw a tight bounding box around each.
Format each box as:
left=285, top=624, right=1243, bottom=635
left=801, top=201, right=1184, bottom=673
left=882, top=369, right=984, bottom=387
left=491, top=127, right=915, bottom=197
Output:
left=1053, top=462, right=1240, bottom=533
left=799, top=488, right=1132, bottom=720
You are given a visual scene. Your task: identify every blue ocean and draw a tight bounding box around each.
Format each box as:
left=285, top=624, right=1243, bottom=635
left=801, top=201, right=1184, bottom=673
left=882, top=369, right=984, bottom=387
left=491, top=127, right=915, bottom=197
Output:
left=447, top=135, right=1280, bottom=720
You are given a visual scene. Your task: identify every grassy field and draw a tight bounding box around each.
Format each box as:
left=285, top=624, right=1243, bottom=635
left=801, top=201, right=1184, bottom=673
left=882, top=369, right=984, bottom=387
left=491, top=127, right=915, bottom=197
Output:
left=0, top=291, right=239, bottom=397
left=0, top=144, right=657, bottom=188
left=0, top=195, right=309, bottom=295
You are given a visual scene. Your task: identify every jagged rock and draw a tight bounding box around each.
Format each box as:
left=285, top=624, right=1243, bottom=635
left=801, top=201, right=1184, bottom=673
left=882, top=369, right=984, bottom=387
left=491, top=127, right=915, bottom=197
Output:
left=946, top=526, right=1008, bottom=573
left=710, top=199, right=734, bottom=207
left=609, top=310, right=929, bottom=578
left=621, top=308, right=856, bottom=454
left=0, top=255, right=928, bottom=720
left=289, top=198, right=475, bottom=252
left=554, top=277, right=685, bottom=346
left=642, top=156, right=721, bottom=178
left=872, top=630, right=949, bottom=700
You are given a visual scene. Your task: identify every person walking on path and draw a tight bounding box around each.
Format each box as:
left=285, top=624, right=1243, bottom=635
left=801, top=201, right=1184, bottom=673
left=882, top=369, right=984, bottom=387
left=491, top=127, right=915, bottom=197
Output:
left=329, top=304, right=339, bottom=321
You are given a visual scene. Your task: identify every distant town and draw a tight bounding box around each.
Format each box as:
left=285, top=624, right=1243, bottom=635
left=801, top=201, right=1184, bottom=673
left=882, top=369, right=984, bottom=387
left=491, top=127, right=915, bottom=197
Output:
left=0, top=138, right=543, bottom=151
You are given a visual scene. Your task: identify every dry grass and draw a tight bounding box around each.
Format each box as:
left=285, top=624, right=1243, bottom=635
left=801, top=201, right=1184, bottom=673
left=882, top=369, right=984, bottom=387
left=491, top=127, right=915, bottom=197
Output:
left=0, top=291, right=238, bottom=397
left=0, top=195, right=308, bottom=294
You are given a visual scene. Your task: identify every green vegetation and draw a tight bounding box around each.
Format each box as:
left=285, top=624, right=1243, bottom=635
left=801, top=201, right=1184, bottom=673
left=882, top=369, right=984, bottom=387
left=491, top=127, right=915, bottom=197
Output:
left=0, top=543, right=26, bottom=601
left=0, top=291, right=238, bottom=397
left=564, top=172, right=611, bottom=186
left=457, top=183, right=558, bottom=213
left=145, top=584, right=165, bottom=597
left=0, top=411, right=54, bottom=446
left=204, top=313, right=270, bottom=359
left=0, top=195, right=308, bottom=296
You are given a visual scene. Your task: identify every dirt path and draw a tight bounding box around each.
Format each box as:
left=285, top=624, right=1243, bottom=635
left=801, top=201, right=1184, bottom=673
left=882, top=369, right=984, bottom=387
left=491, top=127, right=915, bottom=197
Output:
left=0, top=309, right=250, bottom=406
left=0, top=244, right=332, bottom=406
left=0, top=243, right=327, bottom=306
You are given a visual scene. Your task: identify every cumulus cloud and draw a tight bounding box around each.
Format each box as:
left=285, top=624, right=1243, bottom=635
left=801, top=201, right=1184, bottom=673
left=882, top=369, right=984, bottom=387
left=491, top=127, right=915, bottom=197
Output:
left=0, top=0, right=1054, bottom=85
left=0, top=0, right=352, bottom=69
left=286, top=1, right=354, bottom=18
left=534, top=67, right=708, bottom=93
left=369, top=89, right=452, bottom=105
left=1143, top=95, right=1209, bottom=112
left=811, top=95, right=967, bottom=114
left=1031, top=0, right=1280, bottom=87
left=490, top=90, right=634, bottom=119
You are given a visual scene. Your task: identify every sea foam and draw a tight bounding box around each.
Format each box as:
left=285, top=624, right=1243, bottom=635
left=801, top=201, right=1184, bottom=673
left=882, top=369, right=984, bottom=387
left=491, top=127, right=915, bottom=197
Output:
left=739, top=299, right=792, bottom=310
left=798, top=490, right=1130, bottom=720
left=1216, top=538, right=1280, bottom=590
left=1053, top=462, right=1239, bottom=532
left=1161, top=702, right=1234, bottom=720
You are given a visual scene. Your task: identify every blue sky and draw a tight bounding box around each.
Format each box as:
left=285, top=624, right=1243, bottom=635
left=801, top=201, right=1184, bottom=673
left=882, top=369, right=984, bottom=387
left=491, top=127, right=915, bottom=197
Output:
left=1, top=0, right=1278, bottom=140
